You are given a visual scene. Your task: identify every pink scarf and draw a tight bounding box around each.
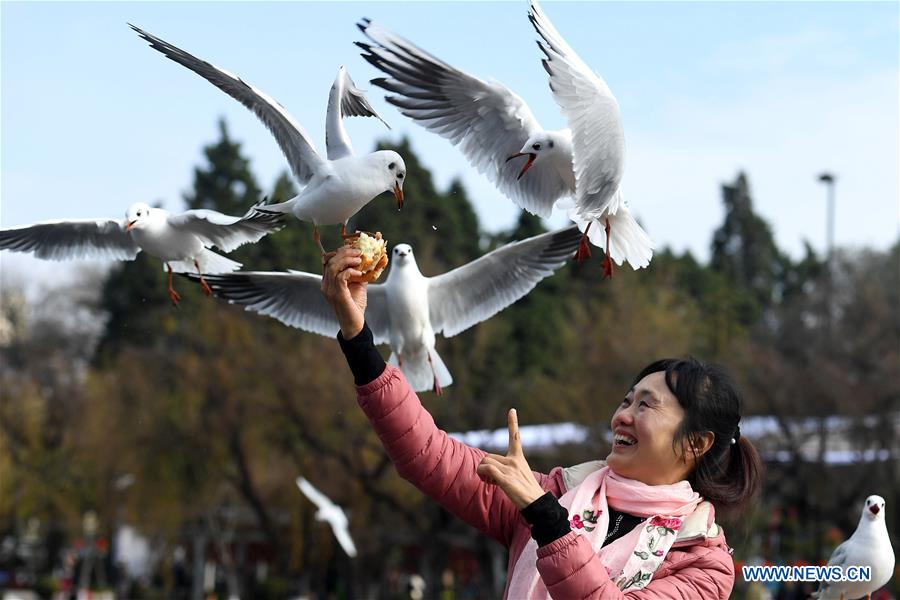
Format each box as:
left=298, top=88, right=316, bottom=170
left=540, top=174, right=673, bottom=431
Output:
left=508, top=466, right=702, bottom=598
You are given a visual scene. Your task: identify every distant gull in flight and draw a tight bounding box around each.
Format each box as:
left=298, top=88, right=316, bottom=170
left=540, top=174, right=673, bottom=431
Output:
left=296, top=477, right=358, bottom=558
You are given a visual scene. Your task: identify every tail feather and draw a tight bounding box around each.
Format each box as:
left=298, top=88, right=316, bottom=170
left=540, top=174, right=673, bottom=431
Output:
left=167, top=248, right=241, bottom=274
left=574, top=209, right=653, bottom=270
left=389, top=348, right=453, bottom=393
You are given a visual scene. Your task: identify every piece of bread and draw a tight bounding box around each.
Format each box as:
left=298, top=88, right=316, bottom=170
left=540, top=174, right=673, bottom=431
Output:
left=346, top=231, right=388, bottom=283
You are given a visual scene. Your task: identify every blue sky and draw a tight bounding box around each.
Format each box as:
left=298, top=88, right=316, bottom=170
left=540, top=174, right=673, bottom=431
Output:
left=2, top=1, right=898, bottom=291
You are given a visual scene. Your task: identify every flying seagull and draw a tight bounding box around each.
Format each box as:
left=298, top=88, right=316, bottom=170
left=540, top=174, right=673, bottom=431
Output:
left=296, top=477, right=357, bottom=558
left=0, top=202, right=284, bottom=306
left=812, top=495, right=895, bottom=600
left=186, top=225, right=581, bottom=394
left=357, top=1, right=652, bottom=277
left=130, top=24, right=406, bottom=253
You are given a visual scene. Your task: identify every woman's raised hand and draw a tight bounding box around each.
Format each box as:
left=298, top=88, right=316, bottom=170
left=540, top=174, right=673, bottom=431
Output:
left=321, top=246, right=367, bottom=339
left=476, top=409, right=546, bottom=509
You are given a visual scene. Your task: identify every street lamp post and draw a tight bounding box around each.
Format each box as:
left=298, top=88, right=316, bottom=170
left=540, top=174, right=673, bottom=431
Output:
left=817, top=173, right=836, bottom=263
left=813, top=172, right=836, bottom=562
left=817, top=172, right=837, bottom=331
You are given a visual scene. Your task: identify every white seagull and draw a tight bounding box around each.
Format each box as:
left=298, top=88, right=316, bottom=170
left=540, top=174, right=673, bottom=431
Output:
left=187, top=226, right=581, bottom=394
left=812, top=495, right=895, bottom=600
left=295, top=477, right=357, bottom=558
left=130, top=25, right=406, bottom=253
left=0, top=202, right=284, bottom=306
left=357, top=1, right=652, bottom=277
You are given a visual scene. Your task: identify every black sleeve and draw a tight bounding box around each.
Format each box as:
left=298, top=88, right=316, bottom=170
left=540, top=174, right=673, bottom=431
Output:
left=337, top=322, right=386, bottom=386
left=521, top=492, right=571, bottom=547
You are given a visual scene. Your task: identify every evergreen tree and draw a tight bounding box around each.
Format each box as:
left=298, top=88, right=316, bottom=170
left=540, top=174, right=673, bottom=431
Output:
left=490, top=211, right=547, bottom=248
left=710, top=172, right=790, bottom=325
left=184, top=119, right=263, bottom=216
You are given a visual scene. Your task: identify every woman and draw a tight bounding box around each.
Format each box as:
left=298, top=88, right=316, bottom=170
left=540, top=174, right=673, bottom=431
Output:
left=321, top=247, right=762, bottom=598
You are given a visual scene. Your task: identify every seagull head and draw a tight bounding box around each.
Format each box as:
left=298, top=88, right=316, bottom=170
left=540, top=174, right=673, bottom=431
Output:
left=393, top=243, right=413, bottom=263
left=863, top=495, right=886, bottom=521
left=507, top=134, right=555, bottom=180
left=124, top=202, right=153, bottom=232
left=375, top=151, right=407, bottom=210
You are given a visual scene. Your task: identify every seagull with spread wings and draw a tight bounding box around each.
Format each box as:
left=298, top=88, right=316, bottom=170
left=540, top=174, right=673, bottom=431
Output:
left=357, top=0, right=652, bottom=277
left=130, top=25, right=406, bottom=253
left=0, top=202, right=284, bottom=306
left=187, top=225, right=580, bottom=394
left=296, top=477, right=358, bottom=558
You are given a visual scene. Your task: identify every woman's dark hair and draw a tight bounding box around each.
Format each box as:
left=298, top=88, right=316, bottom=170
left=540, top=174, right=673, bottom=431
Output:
left=630, top=357, right=762, bottom=513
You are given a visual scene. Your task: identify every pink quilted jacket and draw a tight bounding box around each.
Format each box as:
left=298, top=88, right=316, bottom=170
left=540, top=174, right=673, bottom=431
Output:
left=358, top=366, right=736, bottom=599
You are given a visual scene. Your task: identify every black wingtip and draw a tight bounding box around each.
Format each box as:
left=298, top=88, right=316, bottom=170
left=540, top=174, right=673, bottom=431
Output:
left=128, top=22, right=149, bottom=39
left=542, top=59, right=553, bottom=77
left=359, top=52, right=383, bottom=71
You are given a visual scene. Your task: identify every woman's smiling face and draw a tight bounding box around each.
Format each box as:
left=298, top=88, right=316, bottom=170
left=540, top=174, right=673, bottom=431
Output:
left=607, top=371, right=694, bottom=485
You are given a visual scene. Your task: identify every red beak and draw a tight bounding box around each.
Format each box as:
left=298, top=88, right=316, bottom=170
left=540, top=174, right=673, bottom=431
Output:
left=870, top=505, right=880, bottom=515
left=394, top=183, right=404, bottom=210
left=506, top=152, right=537, bottom=180
left=125, top=220, right=136, bottom=232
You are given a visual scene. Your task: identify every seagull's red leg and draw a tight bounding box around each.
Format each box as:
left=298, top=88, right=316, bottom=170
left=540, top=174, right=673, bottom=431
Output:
left=340, top=221, right=361, bottom=240
left=574, top=221, right=592, bottom=263
left=166, top=263, right=181, bottom=307
left=397, top=354, right=403, bottom=368
left=314, top=225, right=326, bottom=255
left=428, top=353, right=443, bottom=396
left=194, top=260, right=213, bottom=297
left=601, top=218, right=615, bottom=279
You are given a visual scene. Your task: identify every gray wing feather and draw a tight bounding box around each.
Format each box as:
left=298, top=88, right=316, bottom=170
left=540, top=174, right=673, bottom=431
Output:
left=189, top=270, right=390, bottom=344
left=166, top=208, right=285, bottom=252
left=0, top=219, right=140, bottom=261
left=428, top=225, right=580, bottom=337
left=340, top=70, right=390, bottom=129
left=810, top=542, right=851, bottom=598
left=130, top=24, right=325, bottom=185
left=825, top=542, right=850, bottom=568
left=357, top=19, right=568, bottom=218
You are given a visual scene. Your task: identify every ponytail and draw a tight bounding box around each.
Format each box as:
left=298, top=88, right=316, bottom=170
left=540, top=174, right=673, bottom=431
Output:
left=693, top=435, right=763, bottom=514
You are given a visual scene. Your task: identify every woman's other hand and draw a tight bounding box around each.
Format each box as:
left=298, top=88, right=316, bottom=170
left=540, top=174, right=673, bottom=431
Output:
left=476, top=409, right=546, bottom=509
left=321, top=246, right=366, bottom=339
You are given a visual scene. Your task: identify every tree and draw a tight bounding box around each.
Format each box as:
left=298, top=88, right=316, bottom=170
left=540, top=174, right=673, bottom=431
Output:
left=184, top=119, right=262, bottom=216
left=7, top=117, right=897, bottom=598
left=710, top=173, right=790, bottom=325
